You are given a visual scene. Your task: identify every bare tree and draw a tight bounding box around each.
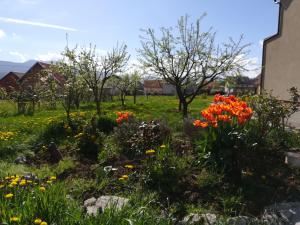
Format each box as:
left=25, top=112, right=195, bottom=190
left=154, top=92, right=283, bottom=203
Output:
left=138, top=15, right=249, bottom=117
left=77, top=44, right=129, bottom=115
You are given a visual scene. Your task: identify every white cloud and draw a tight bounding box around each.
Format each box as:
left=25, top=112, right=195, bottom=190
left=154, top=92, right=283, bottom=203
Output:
left=0, top=17, right=77, bottom=32
left=12, top=32, right=23, bottom=41
left=36, top=52, right=61, bottom=62
left=9, top=51, right=28, bottom=62
left=0, top=29, right=6, bottom=39
left=243, top=56, right=261, bottom=78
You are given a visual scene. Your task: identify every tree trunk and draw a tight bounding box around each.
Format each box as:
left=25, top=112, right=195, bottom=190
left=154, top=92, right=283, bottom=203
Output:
left=182, top=101, right=188, bottom=118
left=178, top=99, right=182, bottom=111
left=95, top=99, right=100, bottom=115
left=133, top=94, right=136, bottom=104
left=121, top=96, right=125, bottom=106
left=93, top=87, right=101, bottom=115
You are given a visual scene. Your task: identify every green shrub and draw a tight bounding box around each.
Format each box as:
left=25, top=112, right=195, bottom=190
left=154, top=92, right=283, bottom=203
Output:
left=41, top=120, right=66, bottom=142
left=77, top=124, right=104, bottom=160
left=248, top=89, right=299, bottom=147
left=97, top=116, right=117, bottom=134
left=114, top=119, right=171, bottom=159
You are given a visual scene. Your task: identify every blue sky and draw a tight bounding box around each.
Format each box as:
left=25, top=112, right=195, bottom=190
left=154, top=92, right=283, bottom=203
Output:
left=0, top=0, right=279, bottom=77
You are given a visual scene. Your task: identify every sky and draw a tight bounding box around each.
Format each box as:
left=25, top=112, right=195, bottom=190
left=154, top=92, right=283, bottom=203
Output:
left=0, top=0, right=280, bottom=77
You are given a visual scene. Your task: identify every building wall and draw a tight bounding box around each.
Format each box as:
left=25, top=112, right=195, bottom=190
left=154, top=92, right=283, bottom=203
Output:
left=20, top=64, right=44, bottom=90
left=144, top=87, right=163, bottom=95
left=0, top=73, right=20, bottom=92
left=263, top=0, right=300, bottom=101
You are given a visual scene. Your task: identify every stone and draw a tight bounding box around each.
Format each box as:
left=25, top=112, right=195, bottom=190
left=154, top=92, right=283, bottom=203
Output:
left=227, top=216, right=260, bottom=225
left=86, top=206, right=100, bottom=216
left=84, top=197, right=97, bottom=207
left=14, top=156, right=27, bottom=164
left=285, top=152, right=300, bottom=168
left=181, top=213, right=217, bottom=225
left=95, top=195, right=129, bottom=211
left=84, top=195, right=129, bottom=216
left=262, top=202, right=300, bottom=225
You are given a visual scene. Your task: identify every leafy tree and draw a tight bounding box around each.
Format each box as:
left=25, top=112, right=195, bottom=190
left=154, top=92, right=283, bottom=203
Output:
left=138, top=15, right=249, bottom=117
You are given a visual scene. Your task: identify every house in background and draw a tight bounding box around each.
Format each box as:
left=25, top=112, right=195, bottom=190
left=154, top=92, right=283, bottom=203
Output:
left=143, top=80, right=163, bottom=95
left=143, top=80, right=176, bottom=95
left=203, top=80, right=225, bottom=95
left=261, top=0, right=300, bottom=127
left=0, top=71, right=24, bottom=92
left=19, top=62, right=65, bottom=91
left=225, top=75, right=261, bottom=95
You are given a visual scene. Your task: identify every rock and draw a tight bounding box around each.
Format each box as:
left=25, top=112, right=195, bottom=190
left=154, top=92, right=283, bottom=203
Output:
left=285, top=152, right=300, bottom=168
left=84, top=195, right=129, bottom=216
left=181, top=213, right=217, bottom=225
left=95, top=196, right=129, bottom=211
left=14, top=156, right=27, bottom=164
left=227, top=216, right=260, bottom=225
left=84, top=197, right=97, bottom=207
left=262, top=202, right=300, bottom=225
left=86, top=206, right=100, bottom=216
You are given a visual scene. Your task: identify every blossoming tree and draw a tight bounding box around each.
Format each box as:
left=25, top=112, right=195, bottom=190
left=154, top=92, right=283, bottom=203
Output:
left=138, top=15, right=249, bottom=118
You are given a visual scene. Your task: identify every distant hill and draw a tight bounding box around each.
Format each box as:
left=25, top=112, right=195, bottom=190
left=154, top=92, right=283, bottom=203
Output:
left=0, top=60, right=37, bottom=79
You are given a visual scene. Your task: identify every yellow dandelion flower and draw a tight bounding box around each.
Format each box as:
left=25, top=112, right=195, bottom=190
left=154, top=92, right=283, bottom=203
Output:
left=46, top=180, right=52, bottom=184
left=160, top=144, right=166, bottom=148
left=4, top=193, right=14, bottom=199
left=10, top=181, right=18, bottom=186
left=19, top=179, right=27, bottom=186
left=39, top=186, right=46, bottom=192
left=118, top=177, right=125, bottom=181
left=0, top=184, right=4, bottom=188
left=49, top=176, right=56, bottom=181
left=124, top=165, right=134, bottom=169
left=40, top=222, right=48, bottom=225
left=10, top=216, right=20, bottom=222
left=121, top=175, right=129, bottom=179
left=34, top=218, right=42, bottom=224
left=145, top=149, right=155, bottom=155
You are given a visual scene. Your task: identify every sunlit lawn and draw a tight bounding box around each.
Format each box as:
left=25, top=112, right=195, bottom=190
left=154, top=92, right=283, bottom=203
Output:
left=0, top=95, right=212, bottom=159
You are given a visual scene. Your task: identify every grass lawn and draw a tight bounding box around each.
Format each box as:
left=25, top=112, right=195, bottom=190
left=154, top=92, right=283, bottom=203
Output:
left=0, top=95, right=212, bottom=159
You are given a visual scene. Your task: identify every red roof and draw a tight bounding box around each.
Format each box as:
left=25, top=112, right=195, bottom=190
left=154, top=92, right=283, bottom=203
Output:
left=144, top=80, right=163, bottom=89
